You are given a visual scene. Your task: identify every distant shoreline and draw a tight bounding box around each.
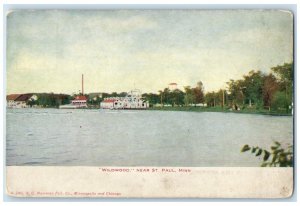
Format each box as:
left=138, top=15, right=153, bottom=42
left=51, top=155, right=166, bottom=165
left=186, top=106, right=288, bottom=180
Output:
left=7, top=106, right=293, bottom=116
left=147, top=107, right=293, bottom=116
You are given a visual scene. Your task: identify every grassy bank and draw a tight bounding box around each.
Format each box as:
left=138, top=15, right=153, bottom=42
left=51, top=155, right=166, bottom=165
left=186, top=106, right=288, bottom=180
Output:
left=28, top=105, right=292, bottom=116
left=147, top=106, right=292, bottom=116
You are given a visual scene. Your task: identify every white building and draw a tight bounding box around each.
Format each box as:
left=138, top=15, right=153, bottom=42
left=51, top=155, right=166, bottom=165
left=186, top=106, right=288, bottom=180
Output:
left=6, top=94, right=38, bottom=108
left=7, top=94, right=21, bottom=108
left=168, top=83, right=178, bottom=90
left=100, top=98, right=118, bottom=109
left=71, top=95, right=88, bottom=108
left=100, top=90, right=149, bottom=109
left=59, top=95, right=88, bottom=109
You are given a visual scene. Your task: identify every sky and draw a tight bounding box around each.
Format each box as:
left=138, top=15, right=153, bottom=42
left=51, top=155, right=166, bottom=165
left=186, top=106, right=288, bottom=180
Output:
left=6, top=10, right=293, bottom=95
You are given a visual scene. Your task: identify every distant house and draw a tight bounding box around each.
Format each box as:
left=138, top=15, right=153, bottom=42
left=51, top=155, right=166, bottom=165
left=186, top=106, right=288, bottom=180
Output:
left=100, top=98, right=116, bottom=109
left=6, top=94, right=38, bottom=108
left=168, top=83, right=178, bottom=90
left=71, top=95, right=88, bottom=108
left=6, top=94, right=21, bottom=108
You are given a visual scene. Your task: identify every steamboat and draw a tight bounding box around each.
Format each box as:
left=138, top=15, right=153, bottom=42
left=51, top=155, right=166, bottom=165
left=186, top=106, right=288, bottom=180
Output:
left=100, top=89, right=149, bottom=110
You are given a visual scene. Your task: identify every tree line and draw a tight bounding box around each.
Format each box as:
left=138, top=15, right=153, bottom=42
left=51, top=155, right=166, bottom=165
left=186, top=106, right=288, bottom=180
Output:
left=223, top=62, right=293, bottom=113
left=27, top=92, right=129, bottom=108
left=28, top=93, right=71, bottom=107
left=142, top=62, right=293, bottom=113
left=142, top=81, right=204, bottom=107
left=24, top=62, right=293, bottom=113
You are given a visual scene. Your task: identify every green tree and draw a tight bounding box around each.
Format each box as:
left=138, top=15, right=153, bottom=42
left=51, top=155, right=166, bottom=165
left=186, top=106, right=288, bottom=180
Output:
left=226, top=79, right=245, bottom=106
left=37, top=94, right=50, bottom=107
left=205, top=90, right=224, bottom=107
left=271, top=63, right=293, bottom=113
left=184, top=86, right=195, bottom=106
left=271, top=63, right=293, bottom=86
left=169, top=89, right=185, bottom=106
left=262, top=74, right=279, bottom=110
left=216, top=89, right=224, bottom=107
left=205, top=92, right=216, bottom=107
left=142, top=93, right=160, bottom=106
left=193, top=81, right=205, bottom=104
left=62, top=96, right=71, bottom=105
left=241, top=142, right=293, bottom=167
left=162, top=88, right=171, bottom=105
left=271, top=91, right=288, bottom=112
left=158, top=90, right=163, bottom=106
left=242, top=70, right=264, bottom=108
left=111, top=92, right=118, bottom=97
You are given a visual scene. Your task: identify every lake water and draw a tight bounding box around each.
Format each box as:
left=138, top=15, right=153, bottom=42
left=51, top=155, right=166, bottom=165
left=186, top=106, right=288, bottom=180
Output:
left=6, top=109, right=293, bottom=167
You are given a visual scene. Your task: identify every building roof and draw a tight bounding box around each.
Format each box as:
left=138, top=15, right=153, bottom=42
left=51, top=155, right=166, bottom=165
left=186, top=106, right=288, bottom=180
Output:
left=6, top=94, right=21, bottom=101
left=15, top=94, right=34, bottom=101
left=74, top=95, right=88, bottom=101
left=102, top=99, right=117, bottom=103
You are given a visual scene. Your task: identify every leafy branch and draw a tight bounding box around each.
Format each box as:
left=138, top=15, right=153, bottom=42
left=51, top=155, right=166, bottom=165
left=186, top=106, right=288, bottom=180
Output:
left=241, top=141, right=293, bottom=167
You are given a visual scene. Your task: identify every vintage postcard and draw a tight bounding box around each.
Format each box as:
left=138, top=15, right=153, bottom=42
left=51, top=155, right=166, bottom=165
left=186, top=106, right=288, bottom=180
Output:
left=5, top=9, right=294, bottom=198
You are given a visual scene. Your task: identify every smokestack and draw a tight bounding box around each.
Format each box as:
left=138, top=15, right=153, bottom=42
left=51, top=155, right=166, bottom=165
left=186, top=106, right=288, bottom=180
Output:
left=82, top=74, right=84, bottom=95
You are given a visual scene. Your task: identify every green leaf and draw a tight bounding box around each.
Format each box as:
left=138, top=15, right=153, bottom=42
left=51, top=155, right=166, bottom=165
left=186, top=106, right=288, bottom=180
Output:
left=274, top=149, right=284, bottom=154
left=263, top=150, right=270, bottom=161
left=272, top=154, right=278, bottom=163
left=274, top=141, right=281, bottom=146
left=271, top=146, right=278, bottom=150
left=256, top=149, right=262, bottom=156
left=251, top=147, right=257, bottom=153
left=261, top=162, right=268, bottom=167
left=279, top=154, right=287, bottom=162
left=241, top=145, right=251, bottom=152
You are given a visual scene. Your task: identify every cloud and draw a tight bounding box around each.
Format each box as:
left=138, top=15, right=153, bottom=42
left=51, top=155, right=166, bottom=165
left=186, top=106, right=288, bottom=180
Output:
left=87, top=15, right=158, bottom=32
left=6, top=10, right=293, bottom=94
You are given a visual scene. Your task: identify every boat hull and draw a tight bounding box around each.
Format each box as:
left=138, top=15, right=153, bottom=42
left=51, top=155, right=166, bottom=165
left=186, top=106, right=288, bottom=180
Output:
left=59, top=104, right=86, bottom=109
